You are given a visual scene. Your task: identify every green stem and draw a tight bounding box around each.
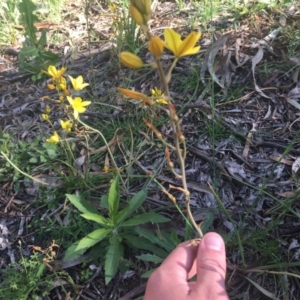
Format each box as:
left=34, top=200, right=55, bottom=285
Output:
left=78, top=119, right=126, bottom=188
left=0, top=151, right=60, bottom=187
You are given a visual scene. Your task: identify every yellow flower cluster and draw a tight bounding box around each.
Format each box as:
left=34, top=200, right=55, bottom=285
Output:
left=42, top=65, right=91, bottom=144
left=118, top=1, right=202, bottom=106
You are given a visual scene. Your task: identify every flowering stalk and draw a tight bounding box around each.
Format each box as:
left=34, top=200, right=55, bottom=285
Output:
left=120, top=1, right=203, bottom=238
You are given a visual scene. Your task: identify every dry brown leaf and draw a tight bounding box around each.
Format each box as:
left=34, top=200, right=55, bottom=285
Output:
left=292, top=157, right=300, bottom=173
left=278, top=191, right=296, bottom=198
left=15, top=22, right=63, bottom=30
left=200, top=33, right=231, bottom=89
left=243, top=122, right=258, bottom=159
left=235, top=38, right=251, bottom=67
left=252, top=47, right=271, bottom=99
left=85, top=132, right=123, bottom=154
left=269, top=155, right=293, bottom=165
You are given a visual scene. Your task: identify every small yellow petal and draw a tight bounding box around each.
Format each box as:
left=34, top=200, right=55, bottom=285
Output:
left=43, top=65, right=67, bottom=79
left=164, top=29, right=201, bottom=58
left=67, top=96, right=74, bottom=105
left=45, top=105, right=51, bottom=114
left=46, top=131, right=60, bottom=144
left=69, top=75, right=89, bottom=91
left=60, top=120, right=72, bottom=133
left=42, top=114, right=49, bottom=121
left=164, top=28, right=182, bottom=57
left=48, top=65, right=58, bottom=77
left=178, top=31, right=201, bottom=57
left=120, top=52, right=144, bottom=69
left=156, top=98, right=168, bottom=105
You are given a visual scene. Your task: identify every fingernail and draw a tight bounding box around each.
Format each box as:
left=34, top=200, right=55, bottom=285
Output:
left=203, top=234, right=223, bottom=251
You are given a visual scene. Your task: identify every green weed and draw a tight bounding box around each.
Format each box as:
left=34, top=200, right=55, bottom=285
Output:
left=64, top=176, right=170, bottom=284
left=18, top=0, right=59, bottom=79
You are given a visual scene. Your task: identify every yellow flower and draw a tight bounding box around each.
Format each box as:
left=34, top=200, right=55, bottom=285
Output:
left=68, top=75, right=89, bottom=91
left=67, top=96, right=91, bottom=119
left=108, top=4, right=117, bottom=12
left=164, top=29, right=201, bottom=58
left=43, top=65, right=67, bottom=79
left=120, top=52, right=144, bottom=69
left=151, top=87, right=168, bottom=104
left=60, top=120, right=72, bottom=134
left=46, top=131, right=60, bottom=144
left=45, top=105, right=51, bottom=114
left=42, top=114, right=50, bottom=122
left=57, top=76, right=67, bottom=91
left=103, top=165, right=110, bottom=173
left=149, top=36, right=164, bottom=58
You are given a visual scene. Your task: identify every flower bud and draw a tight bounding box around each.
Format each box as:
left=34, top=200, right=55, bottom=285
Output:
left=118, top=88, right=148, bottom=100
left=129, top=0, right=151, bottom=25
left=149, top=36, right=164, bottom=58
left=129, top=5, right=144, bottom=25
left=130, top=0, right=151, bottom=15
left=120, top=52, right=144, bottom=69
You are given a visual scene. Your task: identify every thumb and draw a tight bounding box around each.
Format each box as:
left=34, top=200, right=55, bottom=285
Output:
left=192, top=232, right=228, bottom=299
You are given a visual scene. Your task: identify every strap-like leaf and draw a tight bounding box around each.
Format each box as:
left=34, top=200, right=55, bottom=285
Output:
left=105, top=235, right=123, bottom=285
left=120, top=212, right=170, bottom=227
left=136, top=253, right=163, bottom=264
left=108, top=177, right=120, bottom=222
left=75, top=228, right=111, bottom=252
left=66, top=194, right=99, bottom=214
left=81, top=213, right=109, bottom=226
left=116, top=190, right=147, bottom=224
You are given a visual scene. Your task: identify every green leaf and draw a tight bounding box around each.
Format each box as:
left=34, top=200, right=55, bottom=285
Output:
left=81, top=213, right=109, bottom=226
left=38, top=30, right=47, bottom=46
left=66, top=194, right=99, bottom=215
left=120, top=212, right=170, bottom=227
left=158, top=230, right=179, bottom=252
left=19, top=0, right=38, bottom=43
left=136, top=254, right=163, bottom=264
left=170, top=228, right=181, bottom=245
left=63, top=241, right=84, bottom=261
left=29, top=157, right=37, bottom=163
left=116, top=190, right=147, bottom=224
left=123, top=235, right=169, bottom=257
left=134, top=227, right=168, bottom=249
left=201, top=211, right=215, bottom=234
left=244, top=277, right=280, bottom=300
left=19, top=46, right=39, bottom=61
left=100, top=195, right=109, bottom=209
left=141, top=268, right=156, bottom=278
left=76, top=228, right=111, bottom=252
left=43, top=142, right=58, bottom=159
left=108, top=177, right=120, bottom=221
left=105, top=235, right=123, bottom=285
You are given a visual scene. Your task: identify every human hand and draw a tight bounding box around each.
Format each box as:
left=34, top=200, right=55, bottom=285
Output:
left=144, top=232, right=229, bottom=300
